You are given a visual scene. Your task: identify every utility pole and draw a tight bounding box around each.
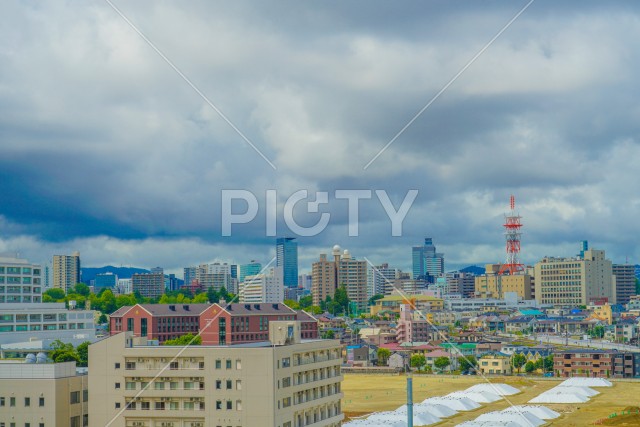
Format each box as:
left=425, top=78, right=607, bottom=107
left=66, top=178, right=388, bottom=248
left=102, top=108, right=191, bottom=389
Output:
left=407, top=367, right=413, bottom=427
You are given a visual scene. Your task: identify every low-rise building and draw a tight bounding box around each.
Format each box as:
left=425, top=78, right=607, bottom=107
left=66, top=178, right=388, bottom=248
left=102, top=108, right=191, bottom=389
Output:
left=0, top=359, right=88, bottom=427
left=0, top=256, right=43, bottom=304
left=369, top=295, right=443, bottom=316
left=89, top=322, right=343, bottom=427
left=478, top=352, right=512, bottom=375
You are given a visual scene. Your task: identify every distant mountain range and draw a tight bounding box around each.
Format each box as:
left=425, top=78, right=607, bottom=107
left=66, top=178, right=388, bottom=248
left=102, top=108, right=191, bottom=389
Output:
left=81, top=266, right=150, bottom=283
left=459, top=265, right=485, bottom=275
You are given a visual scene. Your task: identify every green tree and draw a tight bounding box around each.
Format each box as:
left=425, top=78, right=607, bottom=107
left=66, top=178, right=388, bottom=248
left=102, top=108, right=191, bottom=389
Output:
left=542, top=355, right=554, bottom=372
left=534, top=358, right=543, bottom=371
left=44, top=288, right=65, bottom=301
left=434, top=356, right=451, bottom=372
left=192, top=293, right=209, bottom=303
left=284, top=299, right=301, bottom=310
left=458, top=355, right=477, bottom=372
left=98, top=313, right=108, bottom=324
left=635, top=278, right=640, bottom=295
left=99, top=289, right=117, bottom=314
left=207, top=286, right=218, bottom=303
left=76, top=342, right=90, bottom=367
left=368, top=294, right=384, bottom=306
left=73, top=283, right=91, bottom=297
left=524, top=361, right=535, bottom=374
left=50, top=340, right=79, bottom=364
left=299, top=295, right=313, bottom=309
left=334, top=286, right=350, bottom=314
left=410, top=354, right=426, bottom=371
left=512, top=353, right=527, bottom=373
left=218, top=286, right=230, bottom=303
left=308, top=306, right=323, bottom=315
left=322, top=330, right=335, bottom=339
left=116, top=294, right=137, bottom=308
left=377, top=348, right=391, bottom=366
left=163, top=333, right=202, bottom=346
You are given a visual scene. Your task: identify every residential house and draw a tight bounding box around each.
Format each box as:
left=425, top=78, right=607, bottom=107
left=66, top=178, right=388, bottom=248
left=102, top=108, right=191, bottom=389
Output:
left=478, top=352, right=512, bottom=375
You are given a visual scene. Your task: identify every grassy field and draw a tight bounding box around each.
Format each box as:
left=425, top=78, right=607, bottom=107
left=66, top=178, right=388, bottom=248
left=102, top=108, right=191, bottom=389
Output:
left=342, top=374, right=640, bottom=426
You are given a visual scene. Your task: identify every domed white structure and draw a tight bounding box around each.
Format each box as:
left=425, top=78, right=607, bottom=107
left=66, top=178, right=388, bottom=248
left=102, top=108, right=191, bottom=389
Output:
left=25, top=353, right=36, bottom=364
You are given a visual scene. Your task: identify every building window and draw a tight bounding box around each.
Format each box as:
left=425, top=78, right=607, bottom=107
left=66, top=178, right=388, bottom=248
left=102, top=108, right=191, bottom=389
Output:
left=282, top=357, right=290, bottom=368
left=115, top=402, right=120, bottom=409
left=39, top=397, right=44, bottom=407
left=170, top=361, right=178, bottom=370
left=226, top=380, right=232, bottom=390
left=236, top=380, right=242, bottom=390
left=216, top=400, right=222, bottom=410
left=219, top=318, right=226, bottom=345
left=236, top=400, right=242, bottom=411
left=70, top=391, right=80, bottom=404
left=226, top=400, right=232, bottom=410
left=141, top=401, right=150, bottom=410
left=0, top=397, right=4, bottom=406
left=10, top=397, right=15, bottom=407
left=125, top=362, right=136, bottom=370
left=82, top=390, right=88, bottom=402
left=215, top=359, right=221, bottom=369
left=216, top=380, right=222, bottom=390
left=236, top=359, right=241, bottom=370
left=226, top=359, right=232, bottom=369
left=24, top=397, right=30, bottom=407
left=70, top=416, right=80, bottom=427
left=199, top=361, right=205, bottom=369
left=127, top=318, right=134, bottom=331
left=114, top=363, right=120, bottom=369
left=141, top=318, right=148, bottom=337
left=125, top=382, right=135, bottom=390
left=154, top=402, right=165, bottom=410
left=115, top=383, right=120, bottom=389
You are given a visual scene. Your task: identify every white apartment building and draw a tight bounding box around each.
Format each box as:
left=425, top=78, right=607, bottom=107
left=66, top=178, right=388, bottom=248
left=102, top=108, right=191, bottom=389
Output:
left=239, top=267, right=284, bottom=304
left=0, top=256, right=43, bottom=304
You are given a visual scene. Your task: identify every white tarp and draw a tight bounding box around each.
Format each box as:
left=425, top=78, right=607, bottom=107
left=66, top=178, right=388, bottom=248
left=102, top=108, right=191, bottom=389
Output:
left=395, top=403, right=458, bottom=418
left=466, top=383, right=521, bottom=396
left=561, top=377, right=613, bottom=387
left=502, top=405, right=561, bottom=419
left=529, top=391, right=589, bottom=403
left=422, top=396, right=482, bottom=410
left=447, top=390, right=503, bottom=403
left=475, top=410, right=546, bottom=427
left=550, top=385, right=599, bottom=397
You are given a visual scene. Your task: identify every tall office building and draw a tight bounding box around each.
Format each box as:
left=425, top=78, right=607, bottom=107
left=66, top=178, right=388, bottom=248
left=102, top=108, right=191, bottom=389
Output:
left=298, top=273, right=312, bottom=291
left=613, top=264, right=636, bottom=305
left=183, top=266, right=197, bottom=286
left=534, top=248, right=615, bottom=306
left=197, top=262, right=232, bottom=291
left=239, top=261, right=262, bottom=283
left=445, top=271, right=477, bottom=298
left=94, top=272, right=118, bottom=291
left=239, top=266, right=284, bottom=303
left=412, top=238, right=444, bottom=282
left=89, top=323, right=343, bottom=427
left=0, top=255, right=43, bottom=303
left=276, top=237, right=299, bottom=288
left=52, top=251, right=81, bottom=293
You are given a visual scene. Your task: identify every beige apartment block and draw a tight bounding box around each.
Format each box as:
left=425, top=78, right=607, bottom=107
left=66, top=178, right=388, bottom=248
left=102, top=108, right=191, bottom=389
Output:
left=0, top=360, right=88, bottom=427
left=52, top=252, right=81, bottom=293
left=534, top=249, right=615, bottom=306
left=474, top=264, right=532, bottom=300
left=89, top=321, right=343, bottom=427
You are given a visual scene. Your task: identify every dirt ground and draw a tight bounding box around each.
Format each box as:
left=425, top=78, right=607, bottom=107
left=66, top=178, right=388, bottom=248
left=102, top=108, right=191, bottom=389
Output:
left=342, top=374, right=640, bottom=426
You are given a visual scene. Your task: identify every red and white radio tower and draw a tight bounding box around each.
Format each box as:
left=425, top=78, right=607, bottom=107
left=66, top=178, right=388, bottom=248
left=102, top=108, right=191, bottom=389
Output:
left=498, top=195, right=525, bottom=275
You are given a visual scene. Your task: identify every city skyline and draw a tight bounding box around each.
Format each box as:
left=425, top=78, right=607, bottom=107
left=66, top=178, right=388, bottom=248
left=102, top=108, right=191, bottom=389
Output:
left=2, top=2, right=640, bottom=277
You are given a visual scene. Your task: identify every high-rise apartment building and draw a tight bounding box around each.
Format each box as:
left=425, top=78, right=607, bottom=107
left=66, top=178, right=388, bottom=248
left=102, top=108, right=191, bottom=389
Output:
left=298, top=273, right=312, bottom=291
left=131, top=273, right=165, bottom=299
left=311, top=253, right=337, bottom=307
left=89, top=323, right=344, bottom=427
left=311, top=246, right=368, bottom=312
left=412, top=238, right=444, bottom=281
left=367, top=263, right=400, bottom=298
left=445, top=271, right=477, bottom=298
left=613, top=264, right=636, bottom=305
left=277, top=237, right=299, bottom=289
left=196, top=263, right=232, bottom=291
left=183, top=266, right=198, bottom=286
left=239, top=266, right=284, bottom=304
left=239, top=261, right=262, bottom=284
left=52, top=251, right=81, bottom=293
left=0, top=256, right=43, bottom=303
left=0, top=361, right=88, bottom=427
left=534, top=248, right=615, bottom=306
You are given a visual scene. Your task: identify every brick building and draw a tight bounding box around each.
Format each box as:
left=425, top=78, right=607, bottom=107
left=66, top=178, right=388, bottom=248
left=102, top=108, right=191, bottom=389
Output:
left=554, top=349, right=635, bottom=378
left=110, top=303, right=318, bottom=345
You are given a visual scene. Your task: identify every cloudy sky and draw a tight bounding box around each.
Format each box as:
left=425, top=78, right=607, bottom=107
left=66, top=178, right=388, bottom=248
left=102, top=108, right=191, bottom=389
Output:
left=1, top=1, right=640, bottom=276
